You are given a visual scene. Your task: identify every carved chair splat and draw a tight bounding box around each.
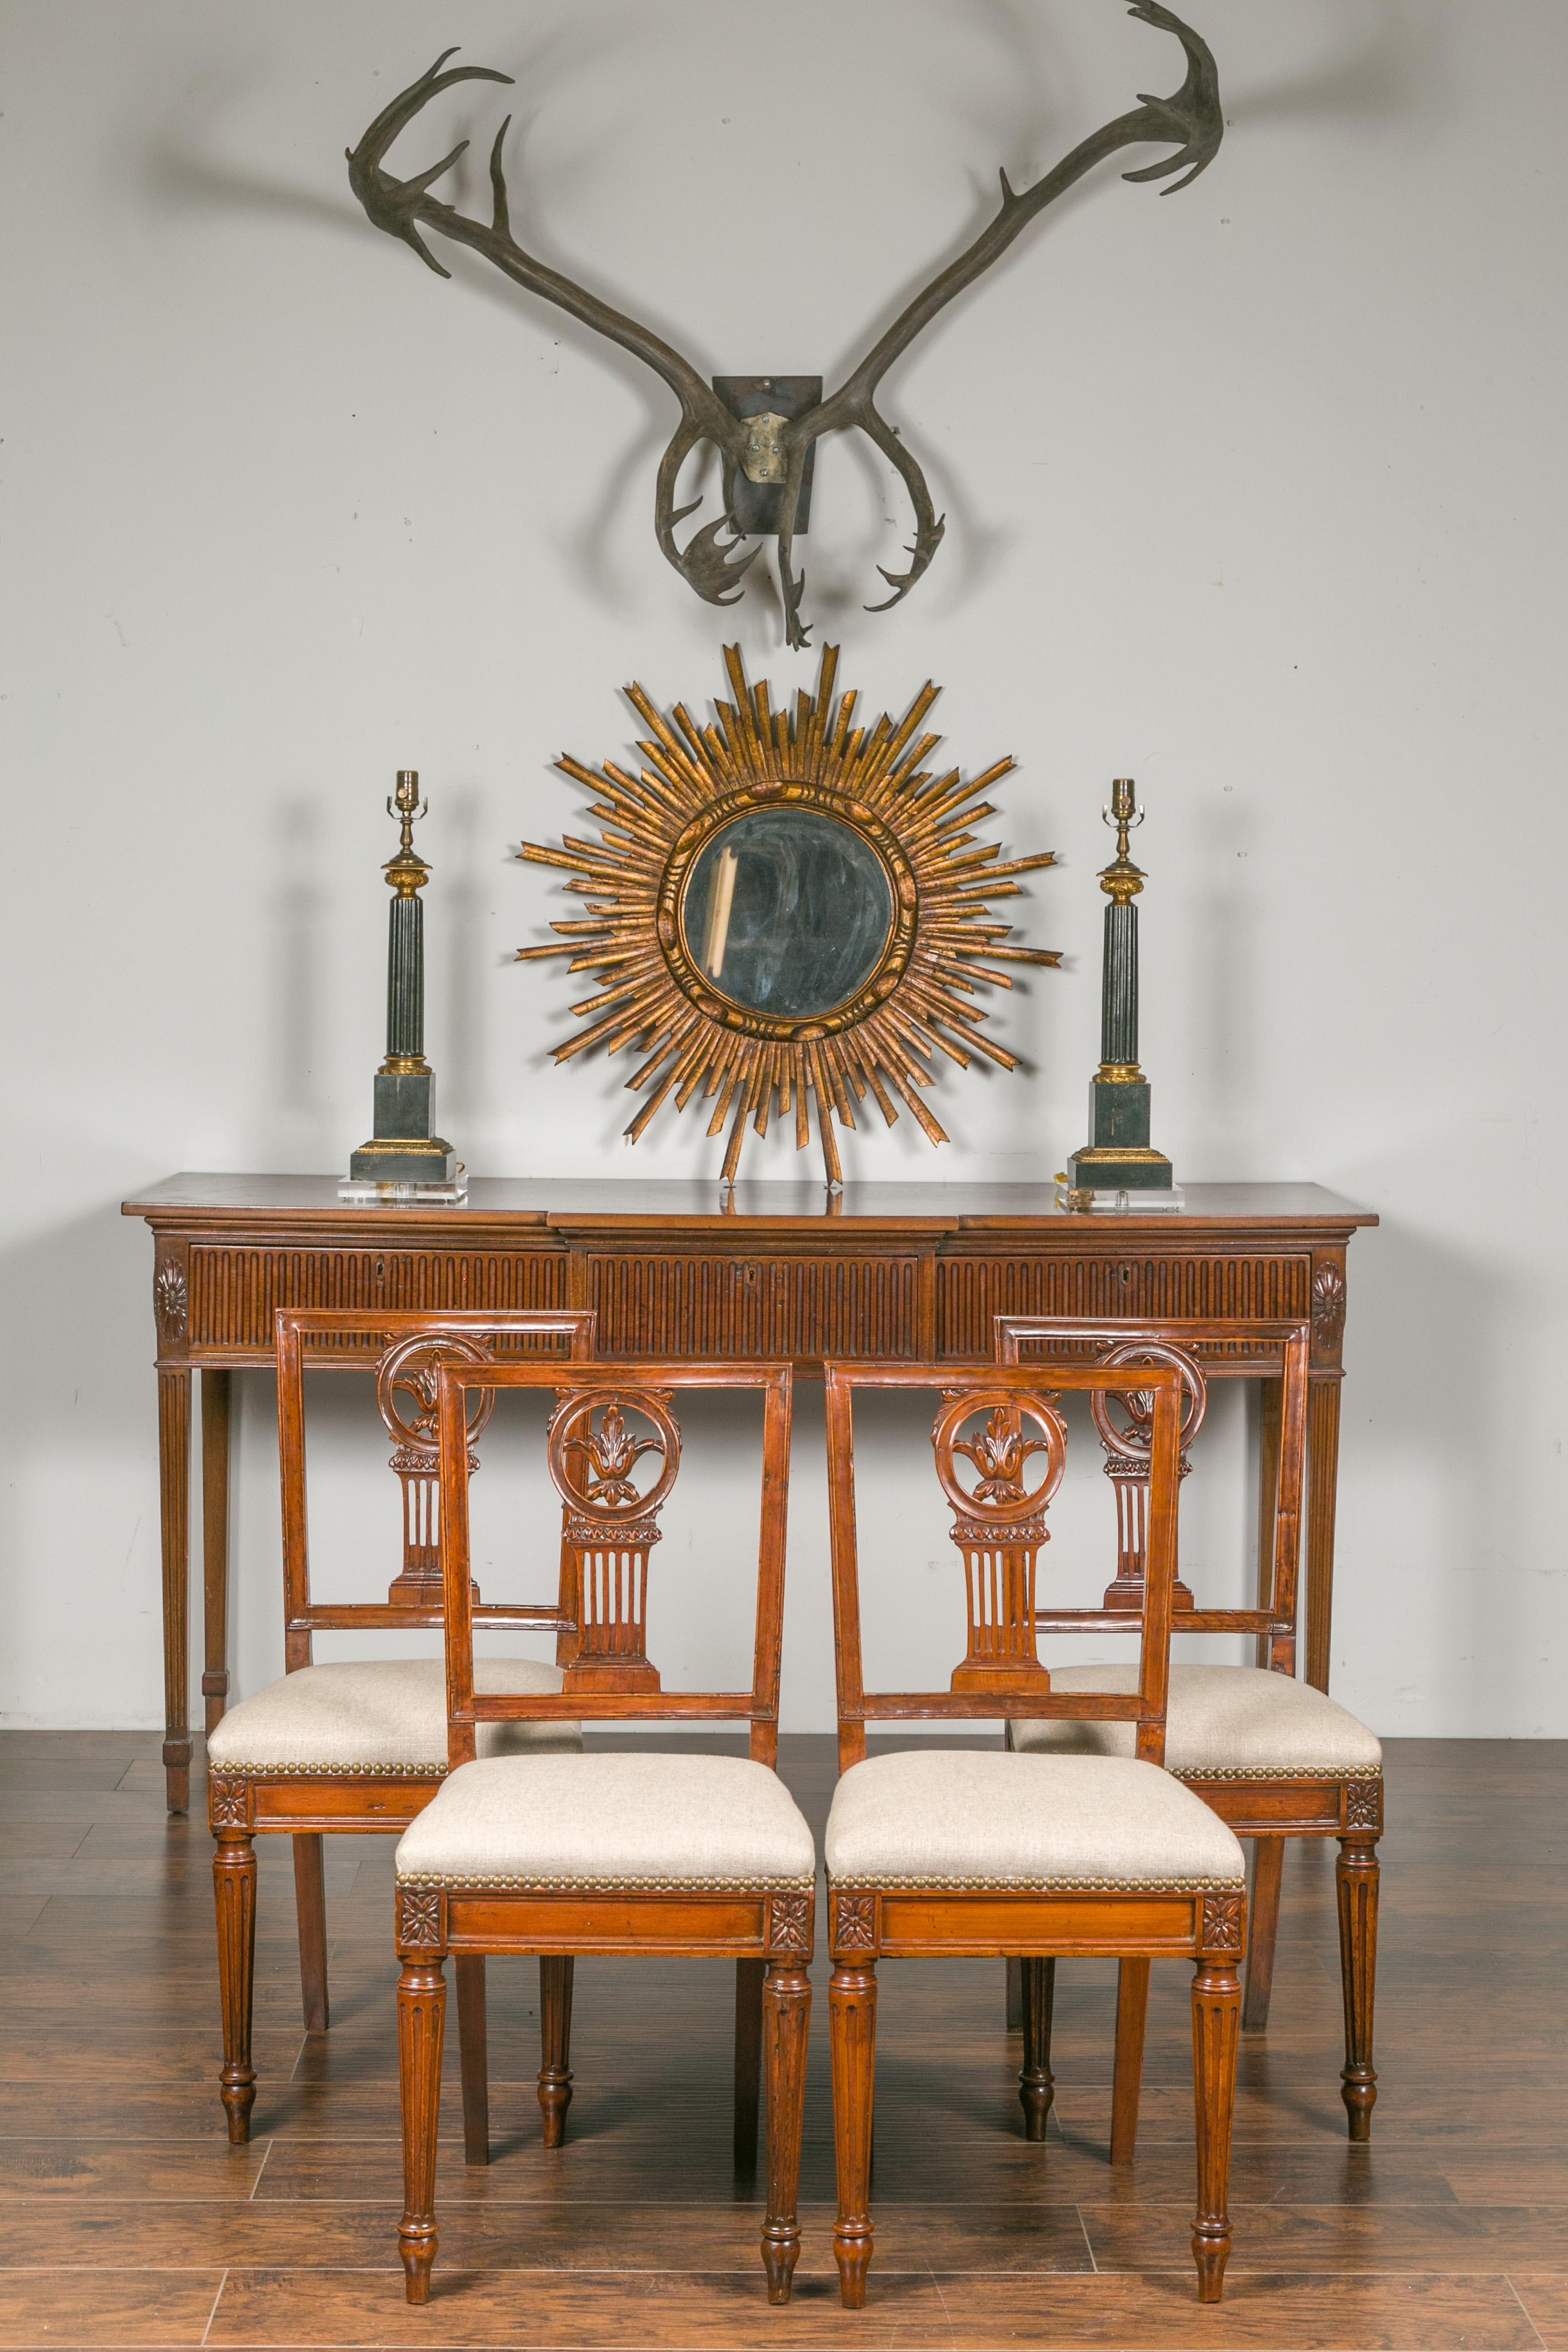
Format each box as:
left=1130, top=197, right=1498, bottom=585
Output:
left=206, top=1306, right=595, bottom=2147
left=392, top=1358, right=811, bottom=2307
left=823, top=1360, right=1245, bottom=2308
left=994, top=1316, right=1381, bottom=2150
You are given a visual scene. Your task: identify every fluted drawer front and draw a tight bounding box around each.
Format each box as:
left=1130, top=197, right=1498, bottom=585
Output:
left=938, top=1252, right=1311, bottom=1358
left=587, top=1252, right=920, bottom=1361
left=186, top=1246, right=567, bottom=1351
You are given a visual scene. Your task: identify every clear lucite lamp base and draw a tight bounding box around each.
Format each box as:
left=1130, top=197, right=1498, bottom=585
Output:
left=1056, top=1177, right=1186, bottom=1215
left=337, top=1163, right=468, bottom=1205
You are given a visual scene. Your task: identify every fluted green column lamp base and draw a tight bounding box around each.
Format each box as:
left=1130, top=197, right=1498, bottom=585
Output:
left=340, top=770, right=466, bottom=1203
left=1061, top=778, right=1178, bottom=1212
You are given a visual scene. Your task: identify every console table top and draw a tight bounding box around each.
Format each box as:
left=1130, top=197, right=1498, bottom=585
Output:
left=123, top=1173, right=1377, bottom=1236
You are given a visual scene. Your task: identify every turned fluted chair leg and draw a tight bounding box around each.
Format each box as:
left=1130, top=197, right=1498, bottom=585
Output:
left=734, top=1956, right=766, bottom=2170
left=1111, top=1957, right=1151, bottom=2165
left=292, top=1833, right=329, bottom=2033
left=1005, top=1954, right=1024, bottom=2030
left=1019, top=1957, right=1055, bottom=2141
left=538, top=1955, right=574, bottom=2147
left=1336, top=1834, right=1379, bottom=2140
left=397, top=1953, right=446, bottom=2304
left=760, top=1959, right=812, bottom=2303
left=1190, top=1953, right=1241, bottom=2302
left=455, top=1955, right=489, bottom=2166
left=830, top=1959, right=877, bottom=2308
left=1243, top=1836, right=1284, bottom=2033
left=213, top=1830, right=257, bottom=2144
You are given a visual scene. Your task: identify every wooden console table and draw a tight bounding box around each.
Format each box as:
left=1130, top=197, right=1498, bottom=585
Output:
left=123, top=1174, right=1375, bottom=1814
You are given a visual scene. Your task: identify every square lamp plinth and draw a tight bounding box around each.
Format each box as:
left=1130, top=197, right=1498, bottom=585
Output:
left=348, top=1070, right=457, bottom=1186
left=1066, top=1076, right=1173, bottom=1193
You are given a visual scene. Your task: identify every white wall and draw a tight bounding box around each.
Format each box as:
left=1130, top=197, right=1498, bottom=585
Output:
left=2, top=0, right=1564, bottom=1735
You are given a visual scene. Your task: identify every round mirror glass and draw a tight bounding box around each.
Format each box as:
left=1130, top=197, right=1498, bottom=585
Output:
left=681, top=807, right=895, bottom=1020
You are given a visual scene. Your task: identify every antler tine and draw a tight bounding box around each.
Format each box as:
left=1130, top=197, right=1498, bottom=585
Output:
left=772, top=2, right=1220, bottom=632
left=857, top=403, right=946, bottom=613
left=1123, top=2, right=1223, bottom=193
left=775, top=443, right=813, bottom=651
left=348, top=51, right=754, bottom=606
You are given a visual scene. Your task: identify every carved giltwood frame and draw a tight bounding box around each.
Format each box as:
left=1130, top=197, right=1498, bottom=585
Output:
left=517, top=645, right=1060, bottom=1187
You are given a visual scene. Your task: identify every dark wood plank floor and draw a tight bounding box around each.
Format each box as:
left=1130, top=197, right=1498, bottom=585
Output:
left=0, top=1734, right=1563, bottom=2349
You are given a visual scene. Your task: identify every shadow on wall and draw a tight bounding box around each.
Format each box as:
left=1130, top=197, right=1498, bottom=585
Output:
left=1336, top=1202, right=1519, bottom=1731
left=0, top=1197, right=168, bottom=1723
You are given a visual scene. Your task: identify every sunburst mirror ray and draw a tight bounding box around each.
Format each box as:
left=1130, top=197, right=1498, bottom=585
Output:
left=516, top=646, right=1060, bottom=1187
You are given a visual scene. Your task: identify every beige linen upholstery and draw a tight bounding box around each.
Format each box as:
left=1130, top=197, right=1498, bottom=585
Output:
left=1008, top=1664, right=1381, bottom=1780
left=206, top=1659, right=580, bottom=1775
left=395, top=1752, right=817, bottom=1891
left=825, top=1750, right=1245, bottom=1891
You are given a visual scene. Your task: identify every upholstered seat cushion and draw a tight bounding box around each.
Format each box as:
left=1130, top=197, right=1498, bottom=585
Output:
left=1008, top=1664, right=1381, bottom=1779
left=395, top=1752, right=817, bottom=1891
left=825, top=1750, right=1244, bottom=1891
left=206, top=1659, right=579, bottom=1775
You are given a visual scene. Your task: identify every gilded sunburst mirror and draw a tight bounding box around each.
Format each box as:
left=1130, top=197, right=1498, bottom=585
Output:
left=516, top=646, right=1060, bottom=1186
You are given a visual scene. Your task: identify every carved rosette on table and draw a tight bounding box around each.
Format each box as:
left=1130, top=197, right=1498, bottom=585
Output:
left=1311, top=1260, right=1347, bottom=1363
left=517, top=646, right=1060, bottom=1189
left=154, top=1261, right=189, bottom=1342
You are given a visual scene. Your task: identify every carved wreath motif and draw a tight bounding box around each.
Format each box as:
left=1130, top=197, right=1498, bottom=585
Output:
left=1201, top=1892, right=1246, bottom=1952
left=767, top=1894, right=813, bottom=1954
left=154, top=1263, right=189, bottom=1338
left=1311, top=1261, right=1347, bottom=1355
left=207, top=1772, right=251, bottom=1830
left=1344, top=1779, right=1382, bottom=1831
left=833, top=1893, right=878, bottom=1953
left=398, top=1887, right=445, bottom=1951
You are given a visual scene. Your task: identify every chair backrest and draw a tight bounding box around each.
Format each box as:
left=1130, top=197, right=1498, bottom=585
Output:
left=275, top=1307, right=596, bottom=1671
left=823, top=1359, right=1186, bottom=1773
left=995, top=1315, right=1310, bottom=1673
left=436, top=1358, right=794, bottom=1767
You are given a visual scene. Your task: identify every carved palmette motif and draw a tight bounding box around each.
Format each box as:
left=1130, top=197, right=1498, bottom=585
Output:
left=1311, top=1261, right=1347, bottom=1358
left=1088, top=1341, right=1204, bottom=1612
left=931, top=1388, right=1065, bottom=1692
left=548, top=1389, right=681, bottom=1688
left=377, top=1333, right=497, bottom=1605
left=154, top=1261, right=189, bottom=1339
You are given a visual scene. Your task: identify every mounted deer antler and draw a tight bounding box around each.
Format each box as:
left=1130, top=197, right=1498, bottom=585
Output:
left=347, top=3, right=1221, bottom=648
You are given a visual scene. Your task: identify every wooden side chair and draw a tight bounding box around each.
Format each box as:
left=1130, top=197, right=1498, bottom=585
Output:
left=995, top=1315, right=1381, bottom=2149
left=822, top=1360, right=1246, bottom=2308
left=392, top=1357, right=814, bottom=2307
left=206, top=1305, right=594, bottom=2147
